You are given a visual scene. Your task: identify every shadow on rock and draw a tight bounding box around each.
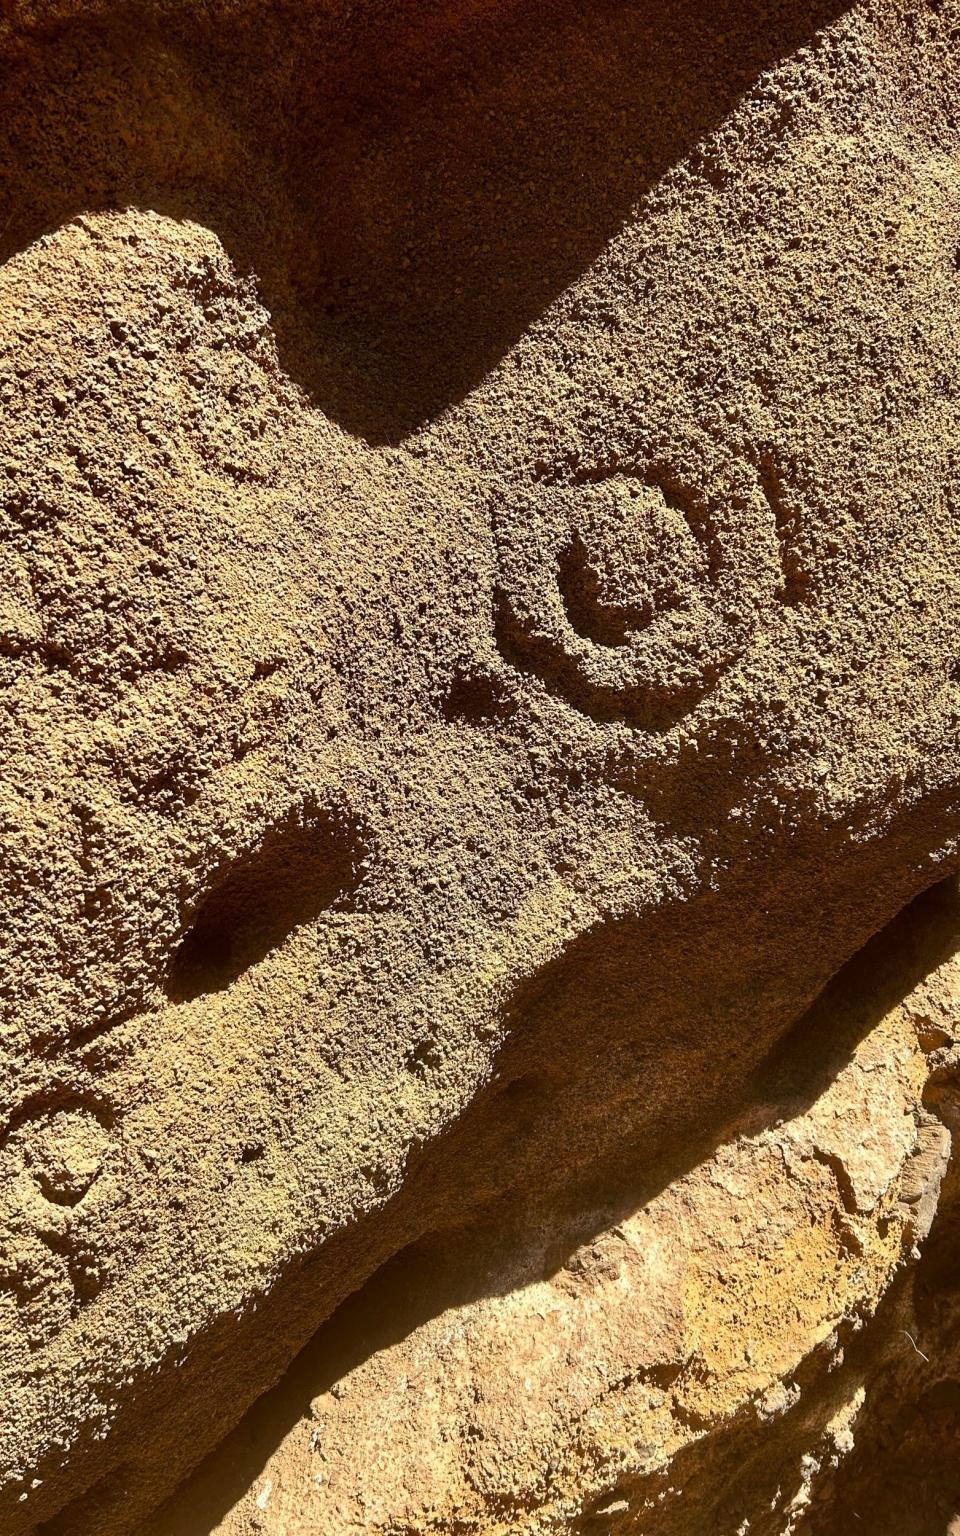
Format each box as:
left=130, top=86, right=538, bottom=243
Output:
left=1, top=0, right=850, bottom=442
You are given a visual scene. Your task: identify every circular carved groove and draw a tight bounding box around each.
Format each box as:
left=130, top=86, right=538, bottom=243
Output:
left=493, top=469, right=783, bottom=728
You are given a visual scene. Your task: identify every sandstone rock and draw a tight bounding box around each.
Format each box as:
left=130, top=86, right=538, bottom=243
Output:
left=0, top=1, right=958, bottom=1532
left=147, top=879, right=960, bottom=1536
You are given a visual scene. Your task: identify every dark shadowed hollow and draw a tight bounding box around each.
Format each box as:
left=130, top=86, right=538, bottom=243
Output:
left=166, top=806, right=365, bottom=1001
left=0, top=0, right=850, bottom=442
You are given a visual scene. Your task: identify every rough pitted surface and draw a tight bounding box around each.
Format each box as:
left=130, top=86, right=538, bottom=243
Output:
left=148, top=881, right=960, bottom=1536
left=0, top=1, right=959, bottom=1533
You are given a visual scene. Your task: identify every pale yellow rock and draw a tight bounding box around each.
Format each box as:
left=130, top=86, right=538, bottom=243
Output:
left=153, top=885, right=960, bottom=1536
left=0, top=1, right=959, bottom=1532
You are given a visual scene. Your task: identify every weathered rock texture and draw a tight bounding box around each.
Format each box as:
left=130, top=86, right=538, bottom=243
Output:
left=146, top=878, right=960, bottom=1536
left=0, top=0, right=959, bottom=1532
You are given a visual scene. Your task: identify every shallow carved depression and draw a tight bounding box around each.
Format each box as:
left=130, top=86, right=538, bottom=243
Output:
left=166, top=806, right=366, bottom=1001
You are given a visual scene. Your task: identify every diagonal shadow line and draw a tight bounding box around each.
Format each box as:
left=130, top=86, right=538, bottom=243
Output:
left=26, top=768, right=960, bottom=1534
left=132, top=873, right=960, bottom=1536
left=0, top=0, right=852, bottom=445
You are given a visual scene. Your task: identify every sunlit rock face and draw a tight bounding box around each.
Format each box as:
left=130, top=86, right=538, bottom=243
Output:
left=0, top=2, right=959, bottom=1533
left=148, top=881, right=960, bottom=1536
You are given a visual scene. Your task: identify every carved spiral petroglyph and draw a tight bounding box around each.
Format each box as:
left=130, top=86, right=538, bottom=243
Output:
left=493, top=467, right=791, bottom=728
left=0, top=1096, right=123, bottom=1350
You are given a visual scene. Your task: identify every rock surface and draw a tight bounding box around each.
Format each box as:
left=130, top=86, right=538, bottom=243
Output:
left=146, top=879, right=960, bottom=1536
left=0, top=0, right=958, bottom=1532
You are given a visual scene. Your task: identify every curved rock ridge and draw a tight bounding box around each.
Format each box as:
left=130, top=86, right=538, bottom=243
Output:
left=147, top=879, right=960, bottom=1536
left=0, top=0, right=958, bottom=1532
